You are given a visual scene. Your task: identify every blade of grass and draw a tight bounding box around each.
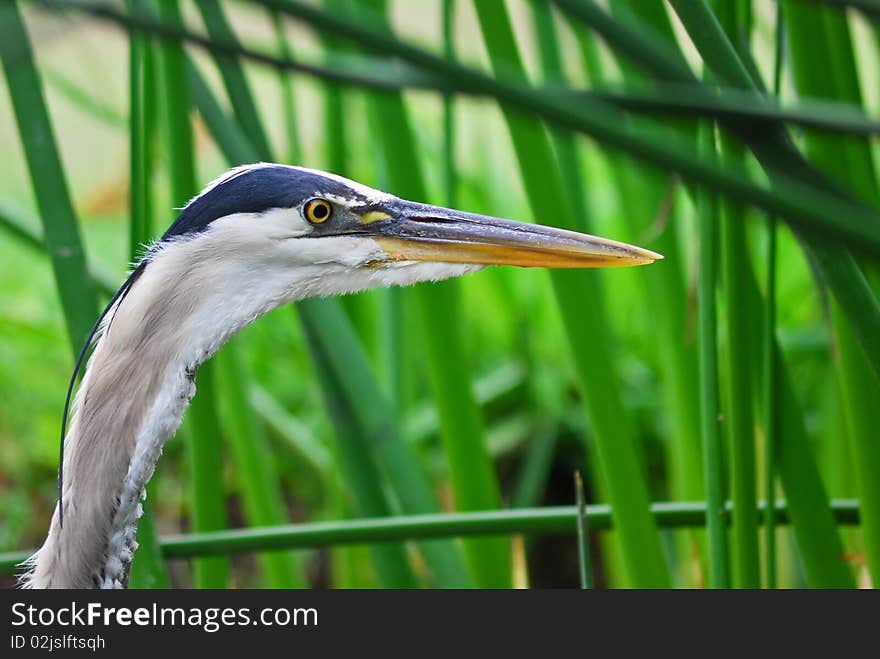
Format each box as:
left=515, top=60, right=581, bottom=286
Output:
left=0, top=204, right=118, bottom=297
left=762, top=1, right=785, bottom=590
left=569, top=0, right=855, bottom=587
left=298, top=298, right=473, bottom=587
left=0, top=0, right=97, bottom=352
left=663, top=0, right=880, bottom=382
left=511, top=431, right=557, bottom=510
left=185, top=6, right=472, bottom=586
left=315, top=0, right=385, bottom=589
left=763, top=218, right=778, bottom=589
left=142, top=34, right=158, bottom=234
left=298, top=306, right=418, bottom=588
left=801, top=0, right=880, bottom=19
left=270, top=10, right=302, bottom=164
left=354, top=0, right=509, bottom=588
left=578, top=0, right=855, bottom=586
left=128, top=0, right=148, bottom=261
left=193, top=0, right=311, bottom=590
left=214, top=342, right=304, bottom=587
left=697, top=125, right=730, bottom=589
left=763, top=212, right=779, bottom=589
left=572, top=5, right=706, bottom=585
left=156, top=0, right=228, bottom=588
left=714, top=0, right=759, bottom=589
left=194, top=0, right=271, bottom=158
left=547, top=0, right=880, bottom=385
left=41, top=67, right=127, bottom=128
left=0, top=499, right=863, bottom=571
left=442, top=0, right=454, bottom=207
left=584, top=86, right=880, bottom=137
left=249, top=385, right=332, bottom=475
left=785, top=0, right=880, bottom=584
left=126, top=0, right=168, bottom=588
left=320, top=0, right=381, bottom=356
left=440, top=0, right=510, bottom=586
left=473, top=0, right=668, bottom=588
left=775, top=344, right=855, bottom=586
left=188, top=62, right=421, bottom=589
left=188, top=61, right=256, bottom=162
left=574, top=471, right=594, bottom=589
left=321, top=0, right=349, bottom=177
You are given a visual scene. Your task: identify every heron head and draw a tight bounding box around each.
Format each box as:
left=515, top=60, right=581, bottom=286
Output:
left=152, top=163, right=661, bottom=301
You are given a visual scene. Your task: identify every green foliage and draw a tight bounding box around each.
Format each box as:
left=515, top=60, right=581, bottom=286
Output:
left=1, top=0, right=877, bottom=588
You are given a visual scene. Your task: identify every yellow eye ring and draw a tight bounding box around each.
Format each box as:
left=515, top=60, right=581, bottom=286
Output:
left=304, top=198, right=333, bottom=224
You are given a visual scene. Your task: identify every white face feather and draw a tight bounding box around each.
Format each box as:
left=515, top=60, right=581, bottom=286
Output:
left=166, top=165, right=467, bottom=304
left=146, top=204, right=483, bottom=351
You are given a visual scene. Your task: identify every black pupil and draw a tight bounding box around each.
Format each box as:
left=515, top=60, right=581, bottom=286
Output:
left=312, top=203, right=329, bottom=220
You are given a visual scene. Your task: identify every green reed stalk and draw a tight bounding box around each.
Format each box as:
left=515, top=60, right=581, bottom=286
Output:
left=126, top=1, right=168, bottom=587
left=473, top=0, right=668, bottom=588
left=785, top=0, right=880, bottom=585
left=187, top=63, right=419, bottom=589
left=321, top=0, right=350, bottom=177
left=214, top=343, right=304, bottom=587
left=547, top=0, right=880, bottom=382
left=572, top=0, right=853, bottom=586
left=0, top=0, right=106, bottom=589
left=579, top=1, right=706, bottom=584
left=298, top=298, right=473, bottom=587
left=0, top=499, right=863, bottom=573
left=442, top=0, right=454, bottom=207
left=319, top=0, right=377, bottom=588
left=0, top=1, right=97, bottom=351
left=697, top=125, right=730, bottom=589
left=271, top=11, right=302, bottom=164
left=574, top=471, right=594, bottom=589
left=298, top=307, right=418, bottom=587
left=190, top=52, right=471, bottom=586
left=192, top=0, right=308, bottom=589
left=40, top=68, right=127, bottom=128
left=156, top=0, right=229, bottom=588
left=713, top=0, right=759, bottom=589
left=195, top=0, right=271, bottom=159
left=354, top=0, right=509, bottom=588
left=762, top=1, right=785, bottom=590
left=596, top=0, right=852, bottom=587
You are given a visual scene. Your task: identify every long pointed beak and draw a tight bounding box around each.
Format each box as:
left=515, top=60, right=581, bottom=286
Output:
left=357, top=201, right=662, bottom=268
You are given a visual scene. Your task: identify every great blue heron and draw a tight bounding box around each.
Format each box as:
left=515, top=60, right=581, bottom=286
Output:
left=20, top=163, right=660, bottom=589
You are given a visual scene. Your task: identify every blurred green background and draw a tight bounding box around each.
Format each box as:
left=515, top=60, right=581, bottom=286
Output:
left=0, top=0, right=878, bottom=588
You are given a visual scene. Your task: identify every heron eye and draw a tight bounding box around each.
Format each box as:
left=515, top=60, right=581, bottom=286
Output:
left=304, top=199, right=333, bottom=224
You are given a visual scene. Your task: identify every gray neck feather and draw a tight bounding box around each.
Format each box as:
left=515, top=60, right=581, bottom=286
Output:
left=19, top=239, right=258, bottom=588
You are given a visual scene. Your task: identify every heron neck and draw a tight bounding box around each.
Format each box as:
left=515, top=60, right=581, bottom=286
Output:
left=23, top=251, right=264, bottom=588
